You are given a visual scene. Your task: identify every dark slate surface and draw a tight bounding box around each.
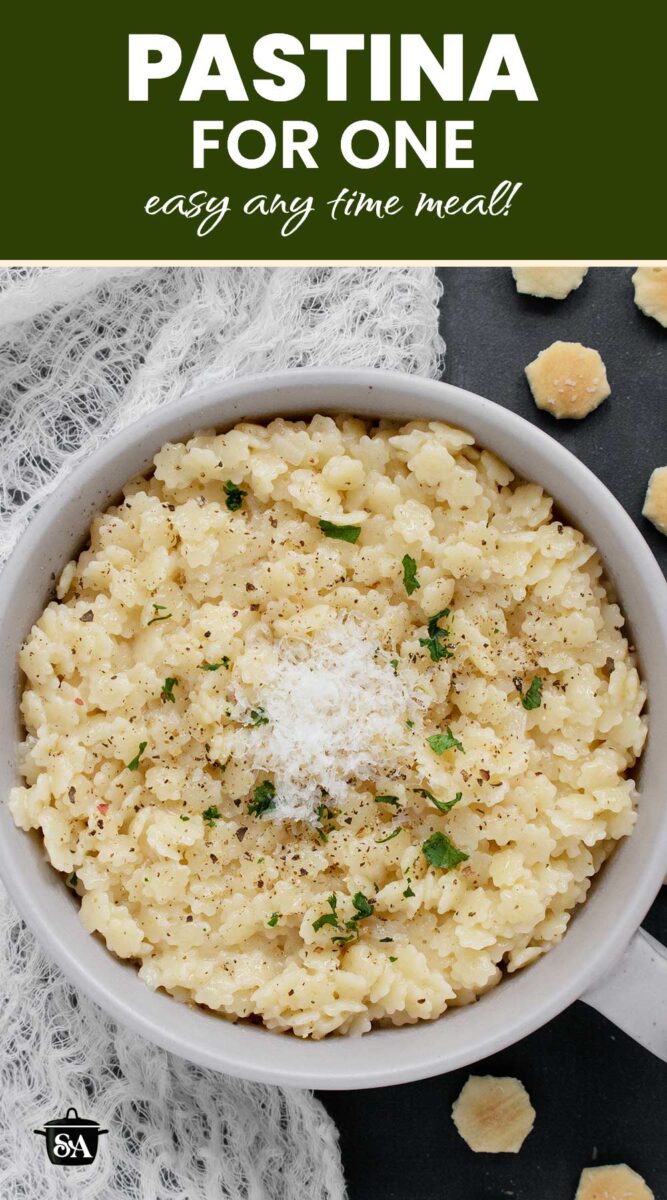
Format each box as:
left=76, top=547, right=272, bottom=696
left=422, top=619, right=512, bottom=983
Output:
left=318, top=267, right=667, bottom=1200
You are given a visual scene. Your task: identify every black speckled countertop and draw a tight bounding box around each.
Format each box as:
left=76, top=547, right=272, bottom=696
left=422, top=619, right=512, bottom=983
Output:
left=318, top=267, right=667, bottom=1200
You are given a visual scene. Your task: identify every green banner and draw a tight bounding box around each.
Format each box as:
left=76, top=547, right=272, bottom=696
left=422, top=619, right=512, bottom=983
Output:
left=1, top=1, right=664, bottom=259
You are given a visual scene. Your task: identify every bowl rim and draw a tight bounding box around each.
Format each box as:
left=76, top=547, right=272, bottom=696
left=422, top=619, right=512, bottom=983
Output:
left=1, top=365, right=666, bottom=1090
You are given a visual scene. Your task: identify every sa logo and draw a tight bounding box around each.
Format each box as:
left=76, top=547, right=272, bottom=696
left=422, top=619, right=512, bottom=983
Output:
left=34, top=1107, right=108, bottom=1166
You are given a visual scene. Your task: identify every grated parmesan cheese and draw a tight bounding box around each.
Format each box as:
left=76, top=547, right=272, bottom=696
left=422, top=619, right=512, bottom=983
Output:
left=233, top=617, right=427, bottom=823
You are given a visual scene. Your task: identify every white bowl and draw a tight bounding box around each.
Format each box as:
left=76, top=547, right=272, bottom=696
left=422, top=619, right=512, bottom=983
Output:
left=1, top=368, right=666, bottom=1089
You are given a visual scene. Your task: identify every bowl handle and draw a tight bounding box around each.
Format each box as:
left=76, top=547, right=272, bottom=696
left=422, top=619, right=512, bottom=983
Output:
left=582, top=928, right=667, bottom=1060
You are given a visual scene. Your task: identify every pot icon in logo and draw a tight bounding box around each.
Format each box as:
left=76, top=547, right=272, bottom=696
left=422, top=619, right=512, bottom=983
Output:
left=34, top=1106, right=108, bottom=1166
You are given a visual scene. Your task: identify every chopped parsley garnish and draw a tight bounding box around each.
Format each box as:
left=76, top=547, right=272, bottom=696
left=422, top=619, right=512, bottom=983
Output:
left=267, top=912, right=280, bottom=927
left=199, top=657, right=230, bottom=671
left=248, top=780, right=276, bottom=816
left=413, top=786, right=437, bottom=802
left=161, top=677, right=178, bottom=703
left=223, top=481, right=246, bottom=512
left=313, top=891, right=375, bottom=943
left=67, top=873, right=78, bottom=888
left=516, top=675, right=543, bottom=710
left=147, top=604, right=171, bottom=626
left=375, top=795, right=401, bottom=807
left=318, top=519, right=361, bottom=544
left=379, top=936, right=393, bottom=943
left=179, top=814, right=190, bottom=822
left=332, top=893, right=375, bottom=943
left=313, top=894, right=339, bottom=932
left=389, top=955, right=398, bottom=962
left=249, top=707, right=269, bottom=727
left=203, top=805, right=222, bottom=826
left=419, top=608, right=454, bottom=663
left=427, top=727, right=465, bottom=755
left=415, top=787, right=463, bottom=814
left=127, top=742, right=148, bottom=770
left=402, top=554, right=421, bottom=596
left=351, top=892, right=375, bottom=920
left=390, top=658, right=399, bottom=675
left=376, top=828, right=400, bottom=844
left=316, top=803, right=337, bottom=842
left=422, top=831, right=469, bottom=870
left=406, top=720, right=415, bottom=729
left=403, top=882, right=415, bottom=899
left=428, top=607, right=450, bottom=630
left=331, top=932, right=358, bottom=946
